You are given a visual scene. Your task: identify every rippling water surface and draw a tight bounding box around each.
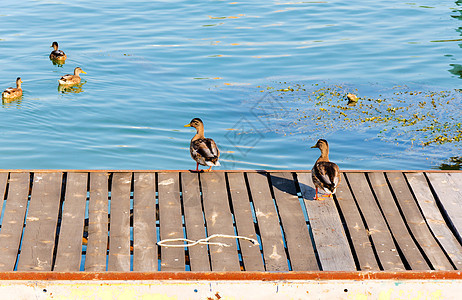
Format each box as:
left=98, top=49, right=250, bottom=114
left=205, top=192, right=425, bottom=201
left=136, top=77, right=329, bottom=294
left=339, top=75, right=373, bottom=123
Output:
left=0, top=0, right=461, bottom=170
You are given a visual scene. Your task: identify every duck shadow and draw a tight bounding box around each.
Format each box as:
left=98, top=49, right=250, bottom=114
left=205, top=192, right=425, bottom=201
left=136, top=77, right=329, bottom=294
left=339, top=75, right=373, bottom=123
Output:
left=259, top=171, right=316, bottom=201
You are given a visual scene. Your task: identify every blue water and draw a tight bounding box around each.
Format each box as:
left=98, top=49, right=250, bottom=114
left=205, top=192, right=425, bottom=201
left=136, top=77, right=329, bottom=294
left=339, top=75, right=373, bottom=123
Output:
left=0, top=0, right=461, bottom=170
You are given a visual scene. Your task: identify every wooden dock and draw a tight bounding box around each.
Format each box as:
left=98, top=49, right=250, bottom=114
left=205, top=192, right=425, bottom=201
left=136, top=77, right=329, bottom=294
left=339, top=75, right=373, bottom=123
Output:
left=0, top=170, right=461, bottom=273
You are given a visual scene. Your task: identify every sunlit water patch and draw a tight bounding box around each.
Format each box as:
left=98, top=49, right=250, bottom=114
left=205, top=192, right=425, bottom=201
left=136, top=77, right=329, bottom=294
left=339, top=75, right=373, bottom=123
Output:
left=0, top=0, right=461, bottom=170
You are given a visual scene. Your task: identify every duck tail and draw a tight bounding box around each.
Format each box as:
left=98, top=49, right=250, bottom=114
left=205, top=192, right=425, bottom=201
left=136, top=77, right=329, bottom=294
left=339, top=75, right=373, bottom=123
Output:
left=324, top=184, right=336, bottom=194
left=205, top=157, right=220, bottom=166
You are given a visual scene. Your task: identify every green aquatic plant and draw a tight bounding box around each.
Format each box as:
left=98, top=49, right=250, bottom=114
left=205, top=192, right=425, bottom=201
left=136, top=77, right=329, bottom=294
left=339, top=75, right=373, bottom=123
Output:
left=253, top=83, right=462, bottom=148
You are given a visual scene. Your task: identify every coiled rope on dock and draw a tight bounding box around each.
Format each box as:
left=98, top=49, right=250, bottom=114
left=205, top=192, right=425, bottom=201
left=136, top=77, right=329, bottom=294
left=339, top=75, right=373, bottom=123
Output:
left=157, top=234, right=260, bottom=248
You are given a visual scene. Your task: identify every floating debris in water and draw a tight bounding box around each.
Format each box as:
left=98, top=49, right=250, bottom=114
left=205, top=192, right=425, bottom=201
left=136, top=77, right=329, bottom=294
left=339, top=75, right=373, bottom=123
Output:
left=346, top=93, right=359, bottom=106
left=249, top=82, right=462, bottom=148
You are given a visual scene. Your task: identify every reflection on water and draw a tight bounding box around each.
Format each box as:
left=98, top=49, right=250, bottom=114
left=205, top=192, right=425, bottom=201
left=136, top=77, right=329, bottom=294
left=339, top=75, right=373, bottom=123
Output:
left=58, top=82, right=85, bottom=94
left=50, top=59, right=65, bottom=67
left=449, top=64, right=462, bottom=78
left=2, top=97, right=22, bottom=106
left=437, top=156, right=462, bottom=170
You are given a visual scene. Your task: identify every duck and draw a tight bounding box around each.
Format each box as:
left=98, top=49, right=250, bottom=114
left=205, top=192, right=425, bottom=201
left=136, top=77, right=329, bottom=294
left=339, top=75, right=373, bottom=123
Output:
left=2, top=77, right=23, bottom=100
left=50, top=41, right=67, bottom=61
left=58, top=67, right=86, bottom=85
left=184, top=118, right=220, bottom=172
left=311, top=139, right=341, bottom=200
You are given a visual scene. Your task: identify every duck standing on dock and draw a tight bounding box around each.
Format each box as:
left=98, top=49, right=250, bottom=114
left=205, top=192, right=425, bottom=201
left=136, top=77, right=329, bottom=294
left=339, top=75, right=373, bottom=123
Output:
left=2, top=77, right=23, bottom=100
left=184, top=118, right=220, bottom=172
left=49, top=41, right=67, bottom=62
left=311, top=139, right=341, bottom=200
left=58, top=67, right=86, bottom=86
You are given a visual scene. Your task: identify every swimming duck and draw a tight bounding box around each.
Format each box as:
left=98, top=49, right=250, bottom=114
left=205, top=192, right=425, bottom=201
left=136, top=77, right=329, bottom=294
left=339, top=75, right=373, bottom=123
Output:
left=50, top=41, right=67, bottom=61
left=311, top=139, right=341, bottom=200
left=184, top=118, right=220, bottom=172
left=2, top=77, right=23, bottom=100
left=58, top=67, right=86, bottom=85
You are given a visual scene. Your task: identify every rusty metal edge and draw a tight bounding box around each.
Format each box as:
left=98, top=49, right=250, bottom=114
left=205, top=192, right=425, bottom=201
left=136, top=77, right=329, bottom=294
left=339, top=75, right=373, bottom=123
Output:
left=0, top=169, right=459, bottom=173
left=0, top=271, right=462, bottom=281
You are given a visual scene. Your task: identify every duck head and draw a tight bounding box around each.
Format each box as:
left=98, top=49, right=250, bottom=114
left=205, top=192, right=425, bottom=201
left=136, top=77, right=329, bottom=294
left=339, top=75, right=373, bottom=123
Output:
left=184, top=118, right=205, bottom=139
left=74, top=67, right=86, bottom=75
left=184, top=118, right=204, bottom=129
left=311, top=139, right=329, bottom=149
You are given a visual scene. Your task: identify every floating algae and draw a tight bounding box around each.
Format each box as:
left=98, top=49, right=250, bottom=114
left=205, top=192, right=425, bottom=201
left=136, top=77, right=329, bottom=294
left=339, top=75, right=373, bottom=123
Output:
left=250, top=82, right=462, bottom=149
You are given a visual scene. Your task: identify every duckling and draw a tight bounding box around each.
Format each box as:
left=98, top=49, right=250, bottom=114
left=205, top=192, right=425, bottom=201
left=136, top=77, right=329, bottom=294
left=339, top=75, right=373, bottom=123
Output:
left=50, top=41, right=67, bottom=61
left=58, top=67, right=86, bottom=85
left=184, top=118, right=220, bottom=172
left=311, top=139, right=341, bottom=200
left=2, top=77, right=23, bottom=100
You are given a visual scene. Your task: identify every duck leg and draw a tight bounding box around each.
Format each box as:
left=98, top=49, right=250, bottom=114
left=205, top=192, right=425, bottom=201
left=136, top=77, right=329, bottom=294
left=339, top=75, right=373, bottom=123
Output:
left=189, top=162, right=200, bottom=173
left=313, top=187, right=318, bottom=200
left=205, top=166, right=212, bottom=172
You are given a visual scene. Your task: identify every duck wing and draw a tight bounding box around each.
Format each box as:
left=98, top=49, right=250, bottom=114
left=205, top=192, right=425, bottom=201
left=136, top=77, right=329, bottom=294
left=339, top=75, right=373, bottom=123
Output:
left=59, top=74, right=74, bottom=82
left=51, top=50, right=66, bottom=57
left=191, top=138, right=219, bottom=162
left=3, top=87, right=14, bottom=94
left=205, top=138, right=220, bottom=158
left=313, top=161, right=340, bottom=191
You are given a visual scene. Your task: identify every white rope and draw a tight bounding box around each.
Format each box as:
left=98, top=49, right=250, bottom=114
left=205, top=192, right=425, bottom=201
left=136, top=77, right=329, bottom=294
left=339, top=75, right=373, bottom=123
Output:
left=157, top=234, right=260, bottom=248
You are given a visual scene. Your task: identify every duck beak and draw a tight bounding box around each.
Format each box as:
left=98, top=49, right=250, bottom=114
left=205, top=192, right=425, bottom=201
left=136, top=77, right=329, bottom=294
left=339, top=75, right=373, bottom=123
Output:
left=310, top=145, right=317, bottom=148
left=81, top=71, right=87, bottom=74
left=184, top=124, right=191, bottom=127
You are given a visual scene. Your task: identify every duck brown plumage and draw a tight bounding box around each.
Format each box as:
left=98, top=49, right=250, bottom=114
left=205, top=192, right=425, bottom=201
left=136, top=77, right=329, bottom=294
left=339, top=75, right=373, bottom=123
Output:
left=311, top=139, right=341, bottom=200
left=50, top=41, right=67, bottom=61
left=184, top=118, right=220, bottom=172
left=58, top=67, right=86, bottom=85
left=2, top=77, right=23, bottom=100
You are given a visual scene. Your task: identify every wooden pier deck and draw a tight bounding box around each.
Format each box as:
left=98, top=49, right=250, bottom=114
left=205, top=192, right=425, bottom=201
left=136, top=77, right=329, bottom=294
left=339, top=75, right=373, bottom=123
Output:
left=0, top=170, right=461, bottom=273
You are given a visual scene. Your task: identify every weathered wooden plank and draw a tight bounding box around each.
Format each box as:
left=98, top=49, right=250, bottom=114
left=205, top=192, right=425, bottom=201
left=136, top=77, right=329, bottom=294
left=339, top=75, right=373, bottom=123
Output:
left=107, top=173, right=132, bottom=272
left=17, top=172, right=63, bottom=271
left=0, top=172, right=8, bottom=226
left=181, top=172, right=210, bottom=271
left=386, top=172, right=453, bottom=270
left=297, top=172, right=356, bottom=271
left=367, top=172, right=429, bottom=270
left=334, top=173, right=380, bottom=271
left=0, top=173, right=30, bottom=271
left=85, top=173, right=109, bottom=271
left=269, top=172, right=318, bottom=271
left=345, top=173, right=404, bottom=270
left=200, top=172, right=241, bottom=271
left=246, top=173, right=289, bottom=271
left=406, top=173, right=462, bottom=269
left=54, top=173, right=88, bottom=271
left=158, top=172, right=185, bottom=271
left=227, top=173, right=264, bottom=271
left=427, top=173, right=462, bottom=243
left=133, top=173, right=157, bottom=271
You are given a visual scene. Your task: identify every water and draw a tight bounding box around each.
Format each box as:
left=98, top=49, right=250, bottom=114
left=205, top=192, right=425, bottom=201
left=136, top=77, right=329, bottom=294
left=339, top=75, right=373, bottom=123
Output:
left=0, top=0, right=461, bottom=170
